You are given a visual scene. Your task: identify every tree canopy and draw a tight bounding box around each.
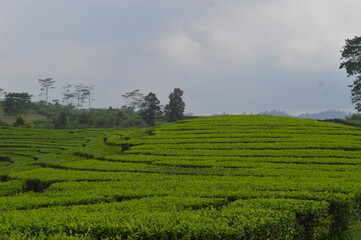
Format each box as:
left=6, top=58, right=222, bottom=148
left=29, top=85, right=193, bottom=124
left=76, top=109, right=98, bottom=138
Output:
left=139, top=92, right=161, bottom=126
left=164, top=88, right=185, bottom=122
left=53, top=112, right=68, bottom=129
left=340, top=36, right=361, bottom=112
left=2, top=92, right=32, bottom=117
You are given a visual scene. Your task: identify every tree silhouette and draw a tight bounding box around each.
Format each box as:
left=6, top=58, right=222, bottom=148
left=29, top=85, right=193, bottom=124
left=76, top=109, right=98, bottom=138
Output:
left=340, top=36, right=361, bottom=111
left=139, top=92, right=161, bottom=126
left=164, top=88, right=185, bottom=122
left=38, top=78, right=55, bottom=103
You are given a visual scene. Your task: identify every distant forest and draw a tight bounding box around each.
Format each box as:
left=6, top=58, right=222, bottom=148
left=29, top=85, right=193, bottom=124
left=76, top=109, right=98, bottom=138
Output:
left=0, top=79, right=188, bottom=129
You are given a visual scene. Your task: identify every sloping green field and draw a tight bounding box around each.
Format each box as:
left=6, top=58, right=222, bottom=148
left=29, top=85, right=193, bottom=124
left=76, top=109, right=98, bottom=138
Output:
left=1, top=115, right=361, bottom=239
left=0, top=108, right=47, bottom=125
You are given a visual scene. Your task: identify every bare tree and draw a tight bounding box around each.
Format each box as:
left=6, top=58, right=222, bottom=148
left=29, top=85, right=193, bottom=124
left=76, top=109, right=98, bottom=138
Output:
left=122, top=89, right=144, bottom=111
left=83, top=85, right=95, bottom=109
left=74, top=85, right=95, bottom=109
left=62, top=85, right=75, bottom=106
left=0, top=88, right=6, bottom=101
left=38, top=78, right=55, bottom=103
left=74, top=85, right=85, bottom=108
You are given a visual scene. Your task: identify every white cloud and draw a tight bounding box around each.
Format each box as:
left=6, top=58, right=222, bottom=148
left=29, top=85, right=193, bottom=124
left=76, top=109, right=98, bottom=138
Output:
left=276, top=39, right=334, bottom=72
left=178, top=0, right=360, bottom=73
left=158, top=28, right=203, bottom=68
left=0, top=0, right=360, bottom=113
left=157, top=23, right=255, bottom=71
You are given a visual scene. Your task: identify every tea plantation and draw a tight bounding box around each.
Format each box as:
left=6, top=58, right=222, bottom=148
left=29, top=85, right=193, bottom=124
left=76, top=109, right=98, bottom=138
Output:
left=1, top=115, right=361, bottom=239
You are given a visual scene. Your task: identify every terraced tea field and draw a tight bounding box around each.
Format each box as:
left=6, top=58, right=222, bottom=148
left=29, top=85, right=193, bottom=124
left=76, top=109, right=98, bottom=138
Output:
left=2, top=115, right=361, bottom=239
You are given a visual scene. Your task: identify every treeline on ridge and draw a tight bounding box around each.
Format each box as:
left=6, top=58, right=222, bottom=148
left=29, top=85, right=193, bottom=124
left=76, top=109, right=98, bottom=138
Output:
left=0, top=81, right=188, bottom=129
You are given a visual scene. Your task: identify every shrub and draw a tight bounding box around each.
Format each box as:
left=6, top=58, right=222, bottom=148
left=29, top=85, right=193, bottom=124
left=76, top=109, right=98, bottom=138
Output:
left=13, top=116, right=25, bottom=127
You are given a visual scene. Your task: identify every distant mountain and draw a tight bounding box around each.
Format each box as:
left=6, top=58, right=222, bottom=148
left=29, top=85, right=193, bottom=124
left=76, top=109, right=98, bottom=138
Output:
left=258, top=110, right=293, bottom=117
left=297, top=110, right=352, bottom=120
left=258, top=109, right=352, bottom=120
left=212, top=112, right=229, bottom=116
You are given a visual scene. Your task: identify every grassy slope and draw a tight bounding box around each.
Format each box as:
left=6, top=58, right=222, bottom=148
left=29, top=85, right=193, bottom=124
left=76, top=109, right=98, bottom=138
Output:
left=0, top=108, right=47, bottom=125
left=2, top=115, right=361, bottom=239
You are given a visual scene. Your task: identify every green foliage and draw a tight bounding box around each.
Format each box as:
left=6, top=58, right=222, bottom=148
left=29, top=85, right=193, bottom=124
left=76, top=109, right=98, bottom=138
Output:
left=53, top=112, right=68, bottom=129
left=13, top=116, right=25, bottom=127
left=0, top=180, right=24, bottom=196
left=229, top=198, right=332, bottom=239
left=2, top=92, right=32, bottom=117
left=2, top=116, right=361, bottom=238
left=340, top=36, right=361, bottom=77
left=76, top=108, right=144, bottom=128
left=347, top=113, right=361, bottom=120
left=164, top=88, right=185, bottom=122
left=338, top=220, right=361, bottom=240
left=340, top=36, right=361, bottom=112
left=0, top=200, right=299, bottom=240
left=23, top=179, right=52, bottom=193
left=30, top=101, right=146, bottom=129
left=139, top=92, right=161, bottom=126
left=349, top=75, right=361, bottom=111
left=24, top=121, right=36, bottom=128
left=31, top=101, right=76, bottom=122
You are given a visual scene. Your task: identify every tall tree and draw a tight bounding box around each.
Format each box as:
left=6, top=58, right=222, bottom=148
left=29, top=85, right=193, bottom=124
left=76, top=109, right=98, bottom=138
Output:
left=0, top=88, right=6, bottom=101
left=164, top=88, right=185, bottom=122
left=74, top=85, right=86, bottom=108
left=38, top=78, right=55, bottom=103
left=53, top=112, right=68, bottom=129
left=14, top=116, right=25, bottom=127
left=122, top=89, right=144, bottom=111
left=139, top=92, right=161, bottom=126
left=340, top=36, right=361, bottom=111
left=74, top=85, right=82, bottom=108
left=2, top=92, right=32, bottom=117
left=73, top=85, right=95, bottom=109
left=82, top=85, right=95, bottom=109
left=62, top=85, right=75, bottom=106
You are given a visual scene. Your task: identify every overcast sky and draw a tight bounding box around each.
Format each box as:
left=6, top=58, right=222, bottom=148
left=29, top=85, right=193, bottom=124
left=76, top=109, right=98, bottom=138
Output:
left=0, top=0, right=360, bottom=115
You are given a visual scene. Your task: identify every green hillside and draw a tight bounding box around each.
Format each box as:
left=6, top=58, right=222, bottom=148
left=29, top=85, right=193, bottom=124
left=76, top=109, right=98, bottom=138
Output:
left=0, top=108, right=47, bottom=125
left=1, top=115, right=361, bottom=239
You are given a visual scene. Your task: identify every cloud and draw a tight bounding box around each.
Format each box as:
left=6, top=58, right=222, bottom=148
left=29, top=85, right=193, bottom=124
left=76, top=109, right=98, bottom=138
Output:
left=157, top=23, right=255, bottom=72
left=158, top=27, right=203, bottom=68
left=183, top=0, right=359, bottom=73
left=0, top=0, right=359, bottom=113
left=276, top=39, right=334, bottom=72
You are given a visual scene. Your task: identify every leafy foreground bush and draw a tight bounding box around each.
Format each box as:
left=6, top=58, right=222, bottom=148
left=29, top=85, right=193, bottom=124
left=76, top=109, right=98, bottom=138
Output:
left=0, top=197, right=307, bottom=240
